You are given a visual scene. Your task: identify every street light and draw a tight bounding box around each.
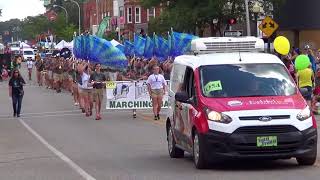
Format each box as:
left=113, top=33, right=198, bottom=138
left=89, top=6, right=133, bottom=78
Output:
left=53, top=4, right=68, bottom=24
left=64, top=0, right=81, bottom=35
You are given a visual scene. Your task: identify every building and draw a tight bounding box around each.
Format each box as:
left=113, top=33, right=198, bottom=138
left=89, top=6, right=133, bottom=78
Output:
left=83, top=0, right=164, bottom=38
left=123, top=0, right=162, bottom=39
left=276, top=0, right=320, bottom=49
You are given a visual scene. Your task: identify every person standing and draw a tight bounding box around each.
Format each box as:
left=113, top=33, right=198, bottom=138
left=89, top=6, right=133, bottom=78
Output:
left=147, top=65, right=167, bottom=120
left=8, top=69, right=26, bottom=117
left=90, top=64, right=106, bottom=120
left=16, top=56, right=22, bottom=69
left=26, top=59, right=33, bottom=80
left=296, top=65, right=314, bottom=107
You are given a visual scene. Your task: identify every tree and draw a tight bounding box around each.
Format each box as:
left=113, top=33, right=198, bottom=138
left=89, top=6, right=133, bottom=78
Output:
left=141, top=0, right=286, bottom=36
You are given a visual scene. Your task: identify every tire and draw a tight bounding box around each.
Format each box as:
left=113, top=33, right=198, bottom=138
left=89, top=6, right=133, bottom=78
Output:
left=193, top=131, right=208, bottom=169
left=167, top=126, right=184, bottom=158
left=296, top=148, right=317, bottom=166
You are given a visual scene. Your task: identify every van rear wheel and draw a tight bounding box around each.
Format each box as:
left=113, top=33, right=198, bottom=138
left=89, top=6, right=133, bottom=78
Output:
left=193, top=131, right=208, bottom=169
left=167, top=127, right=184, bottom=158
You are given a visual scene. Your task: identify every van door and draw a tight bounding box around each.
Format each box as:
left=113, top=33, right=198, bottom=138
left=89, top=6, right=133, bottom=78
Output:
left=174, top=67, right=196, bottom=151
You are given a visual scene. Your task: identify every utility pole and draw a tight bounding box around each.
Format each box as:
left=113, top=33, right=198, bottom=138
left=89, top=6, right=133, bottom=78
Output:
left=244, top=0, right=251, bottom=36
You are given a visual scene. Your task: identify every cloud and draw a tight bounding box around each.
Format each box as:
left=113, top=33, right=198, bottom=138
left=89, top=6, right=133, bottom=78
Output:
left=0, top=0, right=46, bottom=21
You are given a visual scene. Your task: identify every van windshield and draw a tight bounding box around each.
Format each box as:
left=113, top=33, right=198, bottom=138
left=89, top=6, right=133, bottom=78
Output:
left=200, top=63, right=297, bottom=98
left=24, top=51, right=34, bottom=55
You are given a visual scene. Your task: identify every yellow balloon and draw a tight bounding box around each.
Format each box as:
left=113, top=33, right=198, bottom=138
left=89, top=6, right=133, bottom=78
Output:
left=274, top=36, right=290, bottom=55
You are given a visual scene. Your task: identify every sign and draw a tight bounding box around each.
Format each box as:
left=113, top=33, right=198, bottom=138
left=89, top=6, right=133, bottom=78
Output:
left=258, top=16, right=279, bottom=38
left=224, top=30, right=243, bottom=37
left=106, top=81, right=116, bottom=89
left=106, top=81, right=169, bottom=109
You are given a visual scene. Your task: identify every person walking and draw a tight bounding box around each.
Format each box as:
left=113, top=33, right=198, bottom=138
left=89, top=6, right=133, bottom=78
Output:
left=8, top=69, right=26, bottom=117
left=296, top=65, right=314, bottom=107
left=26, top=59, right=33, bottom=80
left=80, top=64, right=93, bottom=117
left=90, top=64, right=106, bottom=120
left=147, top=65, right=167, bottom=120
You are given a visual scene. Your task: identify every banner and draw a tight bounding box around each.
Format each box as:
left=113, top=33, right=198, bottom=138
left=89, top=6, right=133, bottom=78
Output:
left=106, top=81, right=169, bottom=109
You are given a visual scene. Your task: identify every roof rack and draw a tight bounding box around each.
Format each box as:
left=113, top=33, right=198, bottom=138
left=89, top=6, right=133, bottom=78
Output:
left=191, top=37, right=265, bottom=54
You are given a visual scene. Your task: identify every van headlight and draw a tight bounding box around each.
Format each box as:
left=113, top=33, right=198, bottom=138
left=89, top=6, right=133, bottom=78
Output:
left=205, top=109, right=232, bottom=124
left=297, top=106, right=311, bottom=121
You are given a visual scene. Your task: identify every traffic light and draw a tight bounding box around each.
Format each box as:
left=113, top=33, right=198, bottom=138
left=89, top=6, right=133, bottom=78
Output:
left=0, top=9, right=2, bottom=17
left=228, top=18, right=237, bottom=25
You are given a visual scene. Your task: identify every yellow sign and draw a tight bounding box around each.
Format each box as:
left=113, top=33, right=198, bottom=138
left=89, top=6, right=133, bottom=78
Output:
left=106, top=81, right=116, bottom=89
left=204, top=80, right=223, bottom=96
left=258, top=16, right=279, bottom=38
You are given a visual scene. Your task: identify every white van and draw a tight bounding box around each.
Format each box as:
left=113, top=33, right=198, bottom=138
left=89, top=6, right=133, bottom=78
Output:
left=22, top=48, right=35, bottom=61
left=166, top=37, right=317, bottom=169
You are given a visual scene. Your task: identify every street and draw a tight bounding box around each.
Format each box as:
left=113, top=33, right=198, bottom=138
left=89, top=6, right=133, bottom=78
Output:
left=0, top=66, right=319, bottom=180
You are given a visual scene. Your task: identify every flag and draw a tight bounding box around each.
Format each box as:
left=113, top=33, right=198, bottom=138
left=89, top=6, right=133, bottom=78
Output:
left=154, top=34, right=170, bottom=61
left=124, top=40, right=135, bottom=57
left=172, top=31, right=198, bottom=56
left=134, top=34, right=146, bottom=57
left=144, top=36, right=154, bottom=59
left=96, top=17, right=110, bottom=38
left=116, top=44, right=125, bottom=53
left=73, top=35, right=128, bottom=69
left=168, top=33, right=172, bottom=56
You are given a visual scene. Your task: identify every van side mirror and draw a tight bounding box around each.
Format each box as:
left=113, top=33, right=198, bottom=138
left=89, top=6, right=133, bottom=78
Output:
left=175, top=92, right=192, bottom=104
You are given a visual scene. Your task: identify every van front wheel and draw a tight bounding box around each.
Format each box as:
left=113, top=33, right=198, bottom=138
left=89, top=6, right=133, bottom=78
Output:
left=193, top=131, right=208, bottom=169
left=296, top=151, right=317, bottom=166
left=168, top=127, right=184, bottom=158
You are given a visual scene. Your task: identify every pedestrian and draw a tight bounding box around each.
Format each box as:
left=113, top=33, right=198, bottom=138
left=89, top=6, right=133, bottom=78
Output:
left=8, top=69, right=26, bottom=117
left=296, top=64, right=314, bottom=107
left=53, top=58, right=63, bottom=93
left=16, top=56, right=22, bottom=69
left=80, top=63, right=93, bottom=117
left=147, top=65, right=167, bottom=120
left=303, top=45, right=317, bottom=73
left=90, top=63, right=106, bottom=120
left=26, top=58, right=33, bottom=80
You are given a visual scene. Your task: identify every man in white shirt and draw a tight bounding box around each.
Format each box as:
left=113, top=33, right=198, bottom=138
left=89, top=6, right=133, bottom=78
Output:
left=26, top=59, right=33, bottom=80
left=147, top=65, right=167, bottom=120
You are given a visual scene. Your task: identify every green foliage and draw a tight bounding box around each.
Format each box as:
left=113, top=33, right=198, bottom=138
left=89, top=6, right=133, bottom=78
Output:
left=142, top=0, right=286, bottom=36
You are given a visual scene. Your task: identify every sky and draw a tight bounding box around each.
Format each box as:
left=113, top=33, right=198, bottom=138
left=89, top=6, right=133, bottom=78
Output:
left=0, top=0, right=46, bottom=21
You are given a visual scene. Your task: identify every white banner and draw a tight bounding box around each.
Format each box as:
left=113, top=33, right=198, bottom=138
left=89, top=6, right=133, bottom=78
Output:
left=106, top=81, right=169, bottom=109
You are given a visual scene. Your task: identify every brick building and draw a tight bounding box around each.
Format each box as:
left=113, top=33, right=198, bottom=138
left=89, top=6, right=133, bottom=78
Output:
left=123, top=0, right=162, bottom=39
left=83, top=0, right=164, bottom=38
left=83, top=0, right=114, bottom=33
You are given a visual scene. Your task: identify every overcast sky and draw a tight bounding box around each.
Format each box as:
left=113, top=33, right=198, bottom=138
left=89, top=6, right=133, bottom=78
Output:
left=0, top=0, right=46, bottom=21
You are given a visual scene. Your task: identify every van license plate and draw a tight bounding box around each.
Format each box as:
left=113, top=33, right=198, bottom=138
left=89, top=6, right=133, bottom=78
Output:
left=257, top=136, right=277, bottom=147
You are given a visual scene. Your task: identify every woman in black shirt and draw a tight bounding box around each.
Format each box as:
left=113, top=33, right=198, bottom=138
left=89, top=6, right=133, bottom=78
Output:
left=8, top=69, right=26, bottom=117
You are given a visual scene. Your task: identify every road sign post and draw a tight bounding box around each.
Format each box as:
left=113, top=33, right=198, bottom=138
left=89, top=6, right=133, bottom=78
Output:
left=258, top=16, right=279, bottom=53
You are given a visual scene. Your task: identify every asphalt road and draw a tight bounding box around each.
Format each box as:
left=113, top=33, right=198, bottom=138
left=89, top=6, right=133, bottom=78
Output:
left=0, top=65, right=320, bottom=180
